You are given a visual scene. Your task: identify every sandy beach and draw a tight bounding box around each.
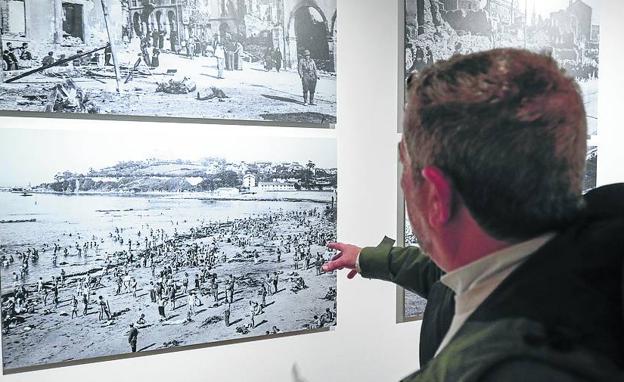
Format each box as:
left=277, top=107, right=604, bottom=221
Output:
left=1, top=195, right=337, bottom=371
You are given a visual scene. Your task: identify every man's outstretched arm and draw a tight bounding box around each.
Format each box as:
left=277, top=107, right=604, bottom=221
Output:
left=323, top=237, right=444, bottom=300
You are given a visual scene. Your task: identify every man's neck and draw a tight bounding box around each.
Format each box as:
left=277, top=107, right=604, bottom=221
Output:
left=438, top=207, right=513, bottom=272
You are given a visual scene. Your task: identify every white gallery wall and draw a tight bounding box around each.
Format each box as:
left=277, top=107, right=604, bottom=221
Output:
left=1, top=0, right=623, bottom=381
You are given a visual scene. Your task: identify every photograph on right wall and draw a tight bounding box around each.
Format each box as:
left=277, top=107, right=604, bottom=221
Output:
left=403, top=0, right=601, bottom=137
left=400, top=0, right=602, bottom=321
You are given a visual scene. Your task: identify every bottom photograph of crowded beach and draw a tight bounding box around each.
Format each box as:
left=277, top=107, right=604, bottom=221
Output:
left=0, top=126, right=337, bottom=372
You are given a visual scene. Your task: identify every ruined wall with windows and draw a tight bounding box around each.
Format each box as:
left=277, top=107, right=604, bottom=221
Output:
left=0, top=0, right=27, bottom=36
left=1, top=0, right=122, bottom=46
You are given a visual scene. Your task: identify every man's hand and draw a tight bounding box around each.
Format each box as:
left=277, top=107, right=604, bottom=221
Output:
left=323, top=242, right=362, bottom=279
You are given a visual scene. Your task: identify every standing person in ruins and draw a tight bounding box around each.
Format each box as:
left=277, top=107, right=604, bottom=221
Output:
left=273, top=47, right=283, bottom=72
left=214, top=40, right=225, bottom=79
left=298, top=50, right=318, bottom=106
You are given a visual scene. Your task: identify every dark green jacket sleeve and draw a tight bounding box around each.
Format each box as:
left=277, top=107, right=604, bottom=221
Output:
left=358, top=236, right=443, bottom=300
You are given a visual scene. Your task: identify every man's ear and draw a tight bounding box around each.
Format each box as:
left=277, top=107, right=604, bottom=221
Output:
left=421, top=166, right=453, bottom=228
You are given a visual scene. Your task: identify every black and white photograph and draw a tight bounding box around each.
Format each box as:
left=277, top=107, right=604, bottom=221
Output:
left=0, top=126, right=337, bottom=372
left=400, top=145, right=599, bottom=321
left=0, top=0, right=337, bottom=126
left=403, top=0, right=600, bottom=136
left=401, top=207, right=427, bottom=320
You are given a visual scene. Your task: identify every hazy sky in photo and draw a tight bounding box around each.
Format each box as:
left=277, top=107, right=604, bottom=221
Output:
left=0, top=126, right=336, bottom=187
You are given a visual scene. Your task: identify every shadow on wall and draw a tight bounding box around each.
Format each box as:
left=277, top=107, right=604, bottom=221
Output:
left=292, top=363, right=308, bottom=382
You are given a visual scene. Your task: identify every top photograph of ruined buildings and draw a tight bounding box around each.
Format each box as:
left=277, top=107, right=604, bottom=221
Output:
left=0, top=0, right=337, bottom=126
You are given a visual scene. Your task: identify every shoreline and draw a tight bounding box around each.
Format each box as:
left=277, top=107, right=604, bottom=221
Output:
left=0, top=189, right=335, bottom=204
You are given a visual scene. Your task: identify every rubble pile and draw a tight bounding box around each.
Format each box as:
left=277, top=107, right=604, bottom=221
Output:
left=44, top=79, right=100, bottom=114
left=196, top=87, right=229, bottom=101
left=155, top=77, right=196, bottom=94
left=42, top=67, right=83, bottom=78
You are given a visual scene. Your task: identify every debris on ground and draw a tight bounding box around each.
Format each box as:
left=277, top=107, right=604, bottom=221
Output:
left=21, top=95, right=47, bottom=102
left=197, top=87, right=229, bottom=101
left=199, top=316, right=222, bottom=328
left=155, top=77, right=196, bottom=94
left=162, top=340, right=181, bottom=348
left=260, top=112, right=336, bottom=125
left=44, top=79, right=100, bottom=114
left=236, top=325, right=250, bottom=335
left=42, top=67, right=83, bottom=78
left=61, top=36, right=84, bottom=47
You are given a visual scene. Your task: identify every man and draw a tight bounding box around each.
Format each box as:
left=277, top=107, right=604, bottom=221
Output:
left=18, top=43, right=32, bottom=60
left=151, top=28, right=159, bottom=49
left=82, top=290, right=89, bottom=316
left=211, top=276, right=219, bottom=302
left=140, top=38, right=150, bottom=67
left=128, top=323, right=138, bottom=353
left=182, top=272, right=189, bottom=294
left=104, top=44, right=113, bottom=66
left=149, top=281, right=157, bottom=303
left=271, top=272, right=279, bottom=294
left=324, top=49, right=624, bottom=380
left=264, top=47, right=273, bottom=71
left=98, top=295, right=111, bottom=321
left=224, top=303, right=231, bottom=327
left=234, top=40, right=244, bottom=70
left=273, top=47, right=282, bottom=72
left=298, top=50, right=318, bottom=106
left=214, top=40, right=225, bottom=79
left=2, top=50, right=16, bottom=71
left=228, top=275, right=235, bottom=303
left=70, top=295, right=79, bottom=319
left=157, top=295, right=167, bottom=320
left=169, top=283, right=177, bottom=309
left=224, top=36, right=234, bottom=70
left=5, top=42, right=18, bottom=70
left=186, top=291, right=196, bottom=321
left=131, top=277, right=138, bottom=298
left=249, top=300, right=259, bottom=329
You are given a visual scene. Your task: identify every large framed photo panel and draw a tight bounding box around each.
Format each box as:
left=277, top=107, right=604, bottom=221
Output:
left=398, top=0, right=602, bottom=322
left=0, top=125, right=338, bottom=373
left=0, top=0, right=337, bottom=127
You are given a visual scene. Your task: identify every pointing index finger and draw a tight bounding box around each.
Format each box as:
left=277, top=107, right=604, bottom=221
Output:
left=326, top=242, right=345, bottom=252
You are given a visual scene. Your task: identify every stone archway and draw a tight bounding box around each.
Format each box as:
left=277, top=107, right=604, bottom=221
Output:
left=285, top=2, right=332, bottom=71
left=155, top=10, right=163, bottom=31
left=133, top=12, right=142, bottom=37
left=168, top=10, right=177, bottom=32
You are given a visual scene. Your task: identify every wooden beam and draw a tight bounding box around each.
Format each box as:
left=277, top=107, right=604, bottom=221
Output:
left=101, top=0, right=122, bottom=93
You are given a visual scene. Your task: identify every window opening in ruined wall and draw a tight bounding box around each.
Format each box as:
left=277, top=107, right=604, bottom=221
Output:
left=62, top=2, right=84, bottom=41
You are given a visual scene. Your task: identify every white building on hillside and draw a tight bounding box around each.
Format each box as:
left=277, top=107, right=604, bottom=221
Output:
left=243, top=173, right=256, bottom=188
left=256, top=182, right=296, bottom=192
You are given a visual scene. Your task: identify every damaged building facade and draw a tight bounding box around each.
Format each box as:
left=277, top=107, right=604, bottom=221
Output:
left=126, top=0, right=336, bottom=71
left=283, top=0, right=336, bottom=71
left=1, top=0, right=123, bottom=55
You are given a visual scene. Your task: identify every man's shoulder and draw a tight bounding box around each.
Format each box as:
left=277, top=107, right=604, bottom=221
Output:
left=403, top=318, right=623, bottom=382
